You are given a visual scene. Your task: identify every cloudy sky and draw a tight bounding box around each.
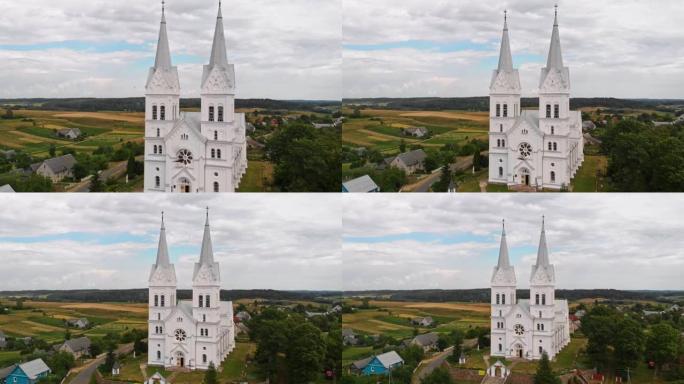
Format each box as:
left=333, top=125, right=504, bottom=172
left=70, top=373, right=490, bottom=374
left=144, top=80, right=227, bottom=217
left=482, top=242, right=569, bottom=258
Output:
left=0, top=194, right=341, bottom=291
left=343, top=0, right=684, bottom=99
left=343, top=194, right=684, bottom=291
left=0, top=0, right=340, bottom=100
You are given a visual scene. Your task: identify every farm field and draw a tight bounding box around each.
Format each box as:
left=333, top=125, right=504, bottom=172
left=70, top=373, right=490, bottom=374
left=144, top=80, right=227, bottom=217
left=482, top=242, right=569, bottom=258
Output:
left=0, top=108, right=143, bottom=157
left=342, top=108, right=488, bottom=154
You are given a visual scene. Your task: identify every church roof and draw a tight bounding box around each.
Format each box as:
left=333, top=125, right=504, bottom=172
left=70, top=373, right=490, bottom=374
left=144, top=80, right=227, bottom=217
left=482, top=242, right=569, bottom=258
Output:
left=535, top=217, right=550, bottom=267
left=193, top=209, right=221, bottom=284
left=498, top=11, right=513, bottom=72
left=199, top=209, right=215, bottom=265
left=209, top=2, right=229, bottom=68
left=530, top=217, right=556, bottom=284
left=154, top=2, right=172, bottom=70
left=546, top=6, right=564, bottom=70
left=149, top=213, right=177, bottom=285
left=496, top=220, right=510, bottom=268
left=156, top=213, right=171, bottom=266
left=491, top=220, right=516, bottom=286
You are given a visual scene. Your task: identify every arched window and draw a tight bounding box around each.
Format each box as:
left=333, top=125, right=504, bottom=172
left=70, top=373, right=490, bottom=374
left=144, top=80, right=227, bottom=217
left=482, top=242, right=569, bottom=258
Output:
left=496, top=104, right=501, bottom=117
left=550, top=171, right=556, bottom=183
left=211, top=149, right=216, bottom=158
left=157, top=313, right=161, bottom=320
left=554, top=104, right=559, bottom=118
left=216, top=149, right=221, bottom=159
left=161, top=295, right=165, bottom=307
left=157, top=351, right=161, bottom=360
left=213, top=181, right=219, bottom=192
left=546, top=104, right=551, bottom=118
left=550, top=126, right=554, bottom=135
left=214, top=131, right=218, bottom=140
left=206, top=295, right=210, bottom=308
left=542, top=294, right=546, bottom=305
left=496, top=293, right=500, bottom=304
left=503, top=104, right=508, bottom=117
left=502, top=294, right=506, bottom=305
left=152, top=105, right=158, bottom=120
left=539, top=346, right=543, bottom=354
left=553, top=142, right=557, bottom=151
left=155, top=176, right=160, bottom=188
left=218, top=106, right=224, bottom=122
left=535, top=294, right=540, bottom=305
left=156, top=128, right=160, bottom=137
left=159, top=145, right=163, bottom=154
left=202, top=354, right=207, bottom=363
left=498, top=344, right=502, bottom=352
left=160, top=326, right=163, bottom=333
left=199, top=295, right=203, bottom=308
left=502, top=139, right=505, bottom=147
left=203, top=314, right=206, bottom=322
left=498, top=167, right=503, bottom=177
left=209, top=106, right=215, bottom=122
left=548, top=142, right=552, bottom=151
left=160, top=105, right=166, bottom=121
left=496, top=139, right=500, bottom=147
left=499, top=124, right=503, bottom=132
left=154, top=145, right=158, bottom=154
left=154, top=295, right=158, bottom=307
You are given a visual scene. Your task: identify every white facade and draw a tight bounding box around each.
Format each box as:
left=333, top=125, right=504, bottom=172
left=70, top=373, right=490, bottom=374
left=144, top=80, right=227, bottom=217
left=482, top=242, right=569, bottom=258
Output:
left=490, top=219, right=570, bottom=360
left=488, top=8, right=583, bottom=190
left=144, top=3, right=247, bottom=193
left=148, top=211, right=235, bottom=371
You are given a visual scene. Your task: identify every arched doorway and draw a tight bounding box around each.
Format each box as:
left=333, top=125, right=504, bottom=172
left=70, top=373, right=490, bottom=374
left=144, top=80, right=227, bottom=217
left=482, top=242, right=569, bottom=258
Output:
left=520, top=168, right=530, bottom=186
left=175, top=351, right=185, bottom=367
left=178, top=178, right=191, bottom=193
left=514, top=344, right=523, bottom=358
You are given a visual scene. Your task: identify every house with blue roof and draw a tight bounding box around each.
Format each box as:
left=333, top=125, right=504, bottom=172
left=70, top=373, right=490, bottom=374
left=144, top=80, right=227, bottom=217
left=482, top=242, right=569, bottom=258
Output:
left=2, top=358, right=51, bottom=384
left=359, top=350, right=404, bottom=376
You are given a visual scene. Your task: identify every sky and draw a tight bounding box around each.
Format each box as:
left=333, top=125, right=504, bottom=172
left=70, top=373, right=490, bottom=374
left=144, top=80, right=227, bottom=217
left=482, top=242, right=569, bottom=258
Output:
left=0, top=0, right=341, bottom=100
left=0, top=194, right=341, bottom=291
left=343, top=194, right=684, bottom=291
left=343, top=0, right=684, bottom=99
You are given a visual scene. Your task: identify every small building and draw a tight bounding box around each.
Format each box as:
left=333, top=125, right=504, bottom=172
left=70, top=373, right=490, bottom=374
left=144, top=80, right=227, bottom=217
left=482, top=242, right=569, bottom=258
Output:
left=411, top=316, right=434, bottom=327
left=66, top=318, right=90, bottom=329
left=410, top=332, right=439, bottom=352
left=235, top=311, right=251, bottom=322
left=0, top=364, right=18, bottom=383
left=342, top=175, right=380, bottom=193
left=361, top=351, right=404, bottom=376
left=0, top=185, right=15, bottom=193
left=246, top=122, right=256, bottom=134
left=385, top=149, right=427, bottom=175
left=574, top=309, right=586, bottom=318
left=582, top=121, right=596, bottom=131
left=2, top=358, right=51, bottom=384
left=486, top=360, right=510, bottom=379
left=0, top=149, right=16, bottom=159
left=56, top=336, right=91, bottom=359
left=313, top=123, right=334, bottom=129
left=145, top=372, right=168, bottom=384
left=30, top=154, right=77, bottom=182
left=349, top=356, right=372, bottom=375
left=112, top=361, right=121, bottom=376
left=403, top=126, right=428, bottom=138
left=56, top=128, right=82, bottom=140
left=0, top=330, right=6, bottom=349
left=342, top=328, right=357, bottom=346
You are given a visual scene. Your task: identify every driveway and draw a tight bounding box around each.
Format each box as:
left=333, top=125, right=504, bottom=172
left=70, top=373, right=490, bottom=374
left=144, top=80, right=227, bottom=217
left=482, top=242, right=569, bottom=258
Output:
left=68, top=343, right=133, bottom=384
left=413, top=346, right=453, bottom=384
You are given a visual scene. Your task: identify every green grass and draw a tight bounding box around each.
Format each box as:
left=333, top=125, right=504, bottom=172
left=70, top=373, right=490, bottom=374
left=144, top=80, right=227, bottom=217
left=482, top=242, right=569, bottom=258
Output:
left=572, top=155, right=607, bottom=192
left=16, top=126, right=72, bottom=141
left=0, top=351, right=21, bottom=367
left=456, top=170, right=487, bottom=192
left=486, top=183, right=509, bottom=192
left=27, top=315, right=67, bottom=328
left=237, top=160, right=274, bottom=192
left=218, top=342, right=259, bottom=381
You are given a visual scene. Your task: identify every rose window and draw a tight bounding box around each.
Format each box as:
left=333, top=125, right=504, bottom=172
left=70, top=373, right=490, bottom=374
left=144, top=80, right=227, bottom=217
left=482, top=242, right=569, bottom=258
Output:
left=514, top=324, right=525, bottom=335
left=176, top=149, right=193, bottom=165
left=518, top=142, right=532, bottom=158
left=175, top=329, right=187, bottom=342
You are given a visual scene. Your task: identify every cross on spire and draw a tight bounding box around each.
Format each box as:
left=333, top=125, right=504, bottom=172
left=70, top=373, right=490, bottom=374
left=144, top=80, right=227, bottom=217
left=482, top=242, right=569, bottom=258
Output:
left=162, top=0, right=165, bottom=20
left=161, top=211, right=164, bottom=228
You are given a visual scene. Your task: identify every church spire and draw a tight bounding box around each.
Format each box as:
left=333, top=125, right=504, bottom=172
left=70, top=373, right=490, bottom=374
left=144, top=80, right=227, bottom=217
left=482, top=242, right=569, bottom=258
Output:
left=155, top=211, right=171, bottom=266
left=496, top=219, right=511, bottom=268
left=199, top=207, right=215, bottom=265
left=497, top=10, right=514, bottom=71
left=154, top=0, right=173, bottom=70
left=535, top=216, right=550, bottom=267
left=545, top=5, right=564, bottom=69
left=208, top=1, right=229, bottom=68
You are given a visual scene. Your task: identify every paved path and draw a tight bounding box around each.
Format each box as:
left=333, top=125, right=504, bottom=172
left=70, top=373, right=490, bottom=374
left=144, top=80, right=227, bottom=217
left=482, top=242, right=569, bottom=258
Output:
left=413, top=347, right=453, bottom=383
left=68, top=343, right=133, bottom=384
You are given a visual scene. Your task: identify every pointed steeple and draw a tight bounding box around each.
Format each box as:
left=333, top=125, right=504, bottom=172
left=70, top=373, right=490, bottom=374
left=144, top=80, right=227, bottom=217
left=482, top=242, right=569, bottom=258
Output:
left=545, top=5, right=564, bottom=69
left=154, top=0, right=173, bottom=70
left=155, top=211, right=171, bottom=266
left=497, top=10, right=513, bottom=71
left=535, top=216, right=550, bottom=266
left=208, top=1, right=229, bottom=68
left=496, top=219, right=511, bottom=268
left=199, top=207, right=215, bottom=265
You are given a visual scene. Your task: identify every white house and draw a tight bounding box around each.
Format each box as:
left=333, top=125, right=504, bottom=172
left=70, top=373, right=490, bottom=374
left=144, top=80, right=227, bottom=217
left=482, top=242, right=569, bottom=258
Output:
left=488, top=7, right=583, bottom=190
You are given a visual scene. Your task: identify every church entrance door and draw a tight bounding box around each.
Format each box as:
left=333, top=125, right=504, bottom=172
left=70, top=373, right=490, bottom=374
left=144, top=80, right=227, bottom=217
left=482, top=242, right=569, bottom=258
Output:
left=514, top=344, right=523, bottom=358
left=175, top=351, right=185, bottom=367
left=178, top=178, right=191, bottom=193
left=520, top=168, right=530, bottom=186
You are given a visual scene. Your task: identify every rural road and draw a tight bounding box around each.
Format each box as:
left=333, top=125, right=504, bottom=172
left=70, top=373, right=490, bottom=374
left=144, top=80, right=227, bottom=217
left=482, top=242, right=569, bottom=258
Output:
left=414, top=346, right=453, bottom=383
left=69, top=343, right=133, bottom=384
left=403, top=155, right=476, bottom=192
left=67, top=155, right=143, bottom=192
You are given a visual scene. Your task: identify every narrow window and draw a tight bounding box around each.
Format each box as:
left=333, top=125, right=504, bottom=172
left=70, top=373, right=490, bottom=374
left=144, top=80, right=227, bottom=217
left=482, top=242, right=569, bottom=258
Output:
left=218, top=106, right=224, bottom=122
left=153, top=105, right=158, bottom=120
left=217, top=149, right=221, bottom=159
left=550, top=126, right=554, bottom=135
left=496, top=139, right=500, bottom=147
left=154, top=145, right=157, bottom=154
left=496, top=104, right=501, bottom=117
left=498, top=344, right=502, bottom=352
left=160, top=105, right=166, bottom=121
left=155, top=176, right=160, bottom=188
left=203, top=354, right=207, bottom=363
left=211, top=149, right=216, bottom=158
left=553, top=142, right=557, bottom=151
left=554, top=104, right=559, bottom=118
left=214, top=182, right=219, bottom=192
left=157, top=128, right=160, bottom=137
left=502, top=294, right=506, bottom=305
left=159, top=145, right=163, bottom=154
left=498, top=167, right=503, bottom=177
left=199, top=295, right=203, bottom=308
left=503, top=104, right=508, bottom=117
left=535, top=294, right=540, bottom=305
left=209, top=106, right=215, bottom=122
left=496, top=293, right=500, bottom=305
left=499, top=124, right=503, bottom=132
left=539, top=346, right=543, bottom=354
left=214, top=131, right=218, bottom=140
left=551, top=171, right=556, bottom=183
left=206, top=295, right=210, bottom=308
left=154, top=295, right=158, bottom=307
left=542, top=294, right=546, bottom=305
left=157, top=351, right=161, bottom=360
left=160, top=326, right=163, bottom=333
left=548, top=142, right=552, bottom=151
left=502, top=139, right=505, bottom=147
left=546, top=104, right=551, bottom=118
left=539, top=311, right=542, bottom=318
left=161, top=295, right=165, bottom=307
left=158, top=313, right=161, bottom=320
left=203, top=314, right=206, bottom=322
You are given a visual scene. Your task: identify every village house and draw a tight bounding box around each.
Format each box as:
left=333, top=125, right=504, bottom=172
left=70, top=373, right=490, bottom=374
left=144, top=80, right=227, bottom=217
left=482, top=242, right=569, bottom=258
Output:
left=235, top=311, right=252, bottom=322
left=112, top=361, right=121, bottom=376
left=0, top=358, right=51, bottom=384
left=342, top=175, right=380, bottom=193
left=66, top=318, right=90, bottom=329
left=30, top=154, right=77, bottom=182
left=403, top=126, right=429, bottom=138
left=55, top=336, right=91, bottom=359
left=56, top=128, right=82, bottom=140
left=342, top=328, right=357, bottom=346
left=384, top=149, right=427, bottom=175
left=0, top=185, right=15, bottom=193
left=0, top=331, right=6, bottom=349
left=411, top=316, right=434, bottom=327
left=145, top=372, right=168, bottom=384
left=409, top=332, right=439, bottom=352
left=582, top=121, right=596, bottom=131
left=358, top=351, right=404, bottom=376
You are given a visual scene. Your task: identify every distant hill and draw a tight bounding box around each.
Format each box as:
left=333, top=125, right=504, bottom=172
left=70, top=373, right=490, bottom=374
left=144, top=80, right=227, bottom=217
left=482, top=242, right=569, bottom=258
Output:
left=343, top=289, right=684, bottom=304
left=0, top=98, right=341, bottom=113
left=0, top=289, right=342, bottom=303
left=343, top=97, right=684, bottom=112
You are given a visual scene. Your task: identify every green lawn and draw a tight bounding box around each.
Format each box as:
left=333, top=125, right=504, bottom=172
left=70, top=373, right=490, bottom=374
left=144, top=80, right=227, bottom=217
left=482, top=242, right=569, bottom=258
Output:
left=456, top=170, right=487, bottom=192
left=237, top=160, right=274, bottom=192
left=0, top=351, right=21, bottom=367
left=486, top=183, right=508, bottom=192
left=218, top=342, right=260, bottom=381
left=572, top=155, right=607, bottom=192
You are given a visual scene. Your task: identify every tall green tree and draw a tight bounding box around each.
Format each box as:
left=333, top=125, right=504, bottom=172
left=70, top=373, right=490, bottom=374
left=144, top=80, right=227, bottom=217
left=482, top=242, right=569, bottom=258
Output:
left=285, top=321, right=326, bottom=383
left=421, top=366, right=453, bottom=384
left=49, top=144, right=56, bottom=157
left=399, top=139, right=407, bottom=153
left=645, top=322, right=680, bottom=374
left=534, top=352, right=560, bottom=384
left=90, top=173, right=104, bottom=192
left=613, top=317, right=645, bottom=370
left=203, top=362, right=218, bottom=384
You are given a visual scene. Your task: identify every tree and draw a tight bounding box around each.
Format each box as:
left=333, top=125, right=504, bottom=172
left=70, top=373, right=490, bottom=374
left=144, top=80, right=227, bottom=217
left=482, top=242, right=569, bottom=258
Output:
left=3, top=108, right=13, bottom=119
left=433, top=164, right=452, bottom=192
left=89, top=342, right=102, bottom=358
left=204, top=362, right=218, bottom=384
left=126, top=153, right=137, bottom=179
left=399, top=139, right=406, bottom=153
left=133, top=338, right=147, bottom=355
left=421, top=366, right=453, bottom=384
left=325, top=329, right=342, bottom=379
left=49, top=144, right=56, bottom=157
left=423, top=155, right=438, bottom=173
left=99, top=351, right=116, bottom=374
left=473, top=150, right=482, bottom=171
left=399, top=344, right=425, bottom=367
left=613, top=317, right=645, bottom=370
left=285, top=321, right=326, bottom=383
left=90, top=173, right=104, bottom=192
left=450, top=330, right=464, bottom=363
left=47, top=351, right=75, bottom=379
left=437, top=334, right=450, bottom=351
left=64, top=329, right=71, bottom=340
left=534, top=352, right=560, bottom=384
left=645, top=322, right=680, bottom=374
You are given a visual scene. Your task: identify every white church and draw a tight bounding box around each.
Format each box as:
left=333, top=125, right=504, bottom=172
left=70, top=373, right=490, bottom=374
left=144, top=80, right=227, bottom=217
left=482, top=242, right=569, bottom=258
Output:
left=144, top=1, right=247, bottom=193
left=488, top=7, right=583, bottom=190
left=490, top=218, right=570, bottom=360
left=148, top=210, right=235, bottom=370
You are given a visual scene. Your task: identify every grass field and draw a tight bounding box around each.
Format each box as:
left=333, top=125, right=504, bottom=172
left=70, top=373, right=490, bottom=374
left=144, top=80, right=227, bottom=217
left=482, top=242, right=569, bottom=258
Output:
left=572, top=155, right=608, bottom=192
left=0, top=108, right=143, bottom=157
left=343, top=109, right=488, bottom=154
left=237, top=160, right=274, bottom=192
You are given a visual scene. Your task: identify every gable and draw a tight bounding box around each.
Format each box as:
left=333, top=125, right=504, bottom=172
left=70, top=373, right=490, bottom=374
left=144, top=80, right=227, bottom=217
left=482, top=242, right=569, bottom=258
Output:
left=540, top=68, right=569, bottom=93
left=165, top=119, right=205, bottom=146
left=8, top=365, right=28, bottom=379
left=146, top=68, right=180, bottom=94
left=201, top=65, right=235, bottom=94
